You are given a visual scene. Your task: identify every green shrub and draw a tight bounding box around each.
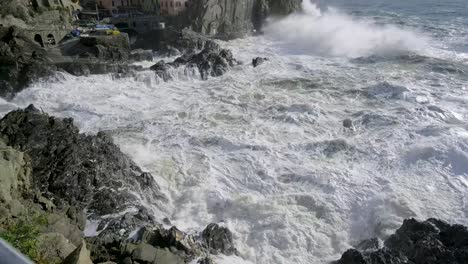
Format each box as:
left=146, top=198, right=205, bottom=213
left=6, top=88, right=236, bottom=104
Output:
left=0, top=213, right=48, bottom=263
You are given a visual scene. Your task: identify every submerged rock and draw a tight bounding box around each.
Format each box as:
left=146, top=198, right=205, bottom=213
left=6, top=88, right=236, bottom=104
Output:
left=335, top=218, right=468, bottom=264
left=252, top=57, right=268, bottom=67
left=0, top=105, right=166, bottom=216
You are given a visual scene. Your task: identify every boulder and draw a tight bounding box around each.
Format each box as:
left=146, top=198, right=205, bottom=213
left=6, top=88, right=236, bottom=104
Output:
left=201, top=223, right=237, bottom=255
left=343, top=119, right=353, bottom=129
left=63, top=241, right=94, bottom=264
left=151, top=45, right=238, bottom=81
left=37, top=233, right=77, bottom=264
left=132, top=243, right=157, bottom=263
left=0, top=105, right=167, bottom=217
left=154, top=248, right=184, bottom=264
left=252, top=57, right=268, bottom=67
left=335, top=218, right=468, bottom=264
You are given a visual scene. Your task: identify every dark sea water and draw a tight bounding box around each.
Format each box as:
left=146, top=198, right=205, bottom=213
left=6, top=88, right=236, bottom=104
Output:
left=1, top=1, right=468, bottom=263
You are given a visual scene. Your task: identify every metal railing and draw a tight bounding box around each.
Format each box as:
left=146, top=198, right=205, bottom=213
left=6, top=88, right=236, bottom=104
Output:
left=0, top=239, right=34, bottom=264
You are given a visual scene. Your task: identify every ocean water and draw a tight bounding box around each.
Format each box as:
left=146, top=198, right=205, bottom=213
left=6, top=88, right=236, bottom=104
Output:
left=2, top=0, right=468, bottom=263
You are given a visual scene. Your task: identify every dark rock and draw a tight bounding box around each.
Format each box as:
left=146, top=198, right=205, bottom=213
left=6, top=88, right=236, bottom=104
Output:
left=355, top=238, right=380, bottom=252
left=343, top=119, right=353, bottom=128
left=0, top=27, right=56, bottom=98
left=130, top=49, right=154, bottom=62
left=188, top=0, right=302, bottom=38
left=252, top=57, right=268, bottom=67
left=150, top=45, right=238, bottom=81
left=336, top=218, right=468, bottom=264
left=201, top=223, right=237, bottom=255
left=0, top=105, right=167, bottom=216
left=335, top=249, right=367, bottom=264
left=198, top=257, right=215, bottom=264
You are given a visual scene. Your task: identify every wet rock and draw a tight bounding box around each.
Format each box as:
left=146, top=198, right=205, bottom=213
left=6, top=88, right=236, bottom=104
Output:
left=150, top=46, right=238, bottom=81
left=355, top=238, right=380, bottom=252
left=343, top=119, right=353, bottom=129
left=0, top=105, right=167, bottom=216
left=252, top=57, right=268, bottom=67
left=130, top=49, right=153, bottom=62
left=366, top=82, right=409, bottom=100
left=335, top=218, right=468, bottom=264
left=201, top=223, right=237, bottom=255
left=198, top=257, right=215, bottom=264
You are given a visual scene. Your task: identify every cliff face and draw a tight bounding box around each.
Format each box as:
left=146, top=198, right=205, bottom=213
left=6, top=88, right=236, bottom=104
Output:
left=188, top=0, right=302, bottom=38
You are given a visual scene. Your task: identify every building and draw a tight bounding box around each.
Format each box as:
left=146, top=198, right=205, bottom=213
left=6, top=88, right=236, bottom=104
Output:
left=32, top=0, right=82, bottom=12
left=159, top=0, right=190, bottom=16
left=96, top=0, right=158, bottom=13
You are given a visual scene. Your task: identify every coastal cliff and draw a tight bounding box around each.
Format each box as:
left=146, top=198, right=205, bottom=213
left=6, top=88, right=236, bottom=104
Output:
left=188, top=0, right=302, bottom=38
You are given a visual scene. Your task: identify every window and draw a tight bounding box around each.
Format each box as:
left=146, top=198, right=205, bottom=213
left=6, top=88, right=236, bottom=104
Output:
left=112, top=0, right=114, bottom=6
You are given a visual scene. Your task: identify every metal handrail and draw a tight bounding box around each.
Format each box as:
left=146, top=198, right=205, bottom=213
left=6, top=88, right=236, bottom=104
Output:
left=0, top=238, right=34, bottom=264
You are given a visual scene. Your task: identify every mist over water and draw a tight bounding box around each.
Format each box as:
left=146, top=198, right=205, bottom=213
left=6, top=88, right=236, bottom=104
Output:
left=264, top=1, right=428, bottom=57
left=2, top=0, right=468, bottom=263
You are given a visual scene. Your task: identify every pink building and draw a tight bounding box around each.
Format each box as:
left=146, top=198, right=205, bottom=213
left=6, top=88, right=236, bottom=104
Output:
left=160, top=0, right=191, bottom=16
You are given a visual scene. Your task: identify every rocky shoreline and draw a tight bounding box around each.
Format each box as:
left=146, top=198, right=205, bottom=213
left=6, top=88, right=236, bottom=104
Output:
left=1, top=0, right=468, bottom=263
left=1, top=105, right=467, bottom=264
left=0, top=105, right=239, bottom=264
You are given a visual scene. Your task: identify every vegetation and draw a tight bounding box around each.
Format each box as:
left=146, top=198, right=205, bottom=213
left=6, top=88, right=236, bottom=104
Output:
left=0, top=213, right=48, bottom=263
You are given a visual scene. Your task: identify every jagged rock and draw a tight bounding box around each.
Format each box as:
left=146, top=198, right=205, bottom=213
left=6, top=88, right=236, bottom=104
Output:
left=45, top=213, right=84, bottom=247
left=151, top=45, right=238, bottom=81
left=0, top=105, right=167, bottom=216
left=37, top=233, right=77, bottom=264
left=355, top=238, right=380, bottom=252
left=63, top=241, right=94, bottom=264
left=87, top=208, right=157, bottom=263
left=252, top=57, right=268, bottom=67
left=188, top=0, right=302, bottom=38
left=0, top=138, right=31, bottom=204
left=0, top=27, right=57, bottom=98
left=67, top=206, right=87, bottom=231
left=335, top=218, right=468, bottom=264
left=201, top=223, right=237, bottom=255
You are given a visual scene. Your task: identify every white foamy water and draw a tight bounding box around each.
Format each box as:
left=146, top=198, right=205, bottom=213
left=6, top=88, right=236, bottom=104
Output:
left=264, top=1, right=429, bottom=57
left=2, top=2, right=468, bottom=264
